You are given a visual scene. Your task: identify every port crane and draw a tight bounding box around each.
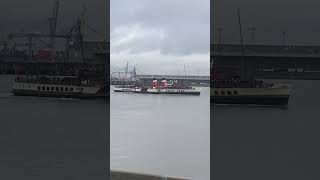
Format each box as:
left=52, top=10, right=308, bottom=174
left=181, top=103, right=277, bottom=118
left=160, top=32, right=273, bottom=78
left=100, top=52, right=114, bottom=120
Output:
left=7, top=0, right=83, bottom=60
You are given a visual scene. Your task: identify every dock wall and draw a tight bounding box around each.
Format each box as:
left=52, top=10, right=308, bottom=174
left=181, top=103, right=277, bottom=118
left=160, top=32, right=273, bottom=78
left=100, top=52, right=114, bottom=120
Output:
left=110, top=170, right=191, bottom=180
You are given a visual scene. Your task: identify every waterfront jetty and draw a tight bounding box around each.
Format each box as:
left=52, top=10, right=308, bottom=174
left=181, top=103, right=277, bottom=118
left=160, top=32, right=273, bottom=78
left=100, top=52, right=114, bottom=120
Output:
left=110, top=170, right=191, bottom=180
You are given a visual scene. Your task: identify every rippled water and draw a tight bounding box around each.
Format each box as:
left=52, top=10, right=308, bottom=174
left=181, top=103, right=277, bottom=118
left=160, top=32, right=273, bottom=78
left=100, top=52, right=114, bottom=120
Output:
left=213, top=80, right=320, bottom=180
left=0, top=75, right=108, bottom=180
left=111, top=86, right=210, bottom=180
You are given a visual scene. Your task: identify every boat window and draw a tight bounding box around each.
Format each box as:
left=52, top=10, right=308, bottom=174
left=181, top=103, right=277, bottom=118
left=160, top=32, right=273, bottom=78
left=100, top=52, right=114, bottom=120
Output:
left=227, top=91, right=232, bottom=95
left=221, top=91, right=225, bottom=95
left=70, top=88, right=73, bottom=92
left=60, top=87, right=63, bottom=91
left=51, top=87, right=54, bottom=91
left=56, top=87, right=59, bottom=91
left=233, top=90, right=238, bottom=95
left=214, top=91, right=218, bottom=95
left=42, top=86, right=45, bottom=91
left=65, top=87, right=68, bottom=92
left=46, top=87, right=50, bottom=91
left=37, top=86, right=40, bottom=90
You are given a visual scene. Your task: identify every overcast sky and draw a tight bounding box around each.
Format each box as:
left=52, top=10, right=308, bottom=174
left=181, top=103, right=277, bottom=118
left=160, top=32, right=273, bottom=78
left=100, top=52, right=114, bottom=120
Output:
left=0, top=0, right=108, bottom=41
left=212, top=0, right=320, bottom=45
left=111, top=0, right=210, bottom=76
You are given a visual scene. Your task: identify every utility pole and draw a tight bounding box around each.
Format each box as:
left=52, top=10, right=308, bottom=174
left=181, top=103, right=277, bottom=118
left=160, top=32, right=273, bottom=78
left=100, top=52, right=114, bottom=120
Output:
left=248, top=26, right=256, bottom=44
left=80, top=4, right=87, bottom=40
left=218, top=28, right=222, bottom=45
left=125, top=62, right=129, bottom=80
left=49, top=0, right=60, bottom=49
left=238, top=8, right=246, bottom=80
left=184, top=64, right=187, bottom=86
left=282, top=31, right=287, bottom=46
left=217, top=27, right=223, bottom=52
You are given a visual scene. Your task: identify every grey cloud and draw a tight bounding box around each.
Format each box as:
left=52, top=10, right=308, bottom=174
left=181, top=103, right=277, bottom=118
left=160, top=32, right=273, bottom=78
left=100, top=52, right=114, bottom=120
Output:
left=0, top=0, right=109, bottom=41
left=212, top=0, right=320, bottom=45
left=111, top=0, right=210, bottom=56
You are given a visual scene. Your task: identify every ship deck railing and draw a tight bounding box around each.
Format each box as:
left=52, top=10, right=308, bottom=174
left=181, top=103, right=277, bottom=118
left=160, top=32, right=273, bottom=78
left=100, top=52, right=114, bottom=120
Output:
left=211, top=79, right=273, bottom=88
left=14, top=79, right=105, bottom=87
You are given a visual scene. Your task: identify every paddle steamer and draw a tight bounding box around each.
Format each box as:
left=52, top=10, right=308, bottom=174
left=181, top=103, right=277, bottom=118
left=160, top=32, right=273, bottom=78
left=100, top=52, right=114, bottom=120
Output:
left=145, top=79, right=200, bottom=95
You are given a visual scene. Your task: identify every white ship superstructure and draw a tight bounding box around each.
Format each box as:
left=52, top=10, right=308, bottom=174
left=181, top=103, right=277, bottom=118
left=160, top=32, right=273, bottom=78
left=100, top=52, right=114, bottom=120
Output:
left=211, top=80, right=291, bottom=105
left=12, top=75, right=108, bottom=99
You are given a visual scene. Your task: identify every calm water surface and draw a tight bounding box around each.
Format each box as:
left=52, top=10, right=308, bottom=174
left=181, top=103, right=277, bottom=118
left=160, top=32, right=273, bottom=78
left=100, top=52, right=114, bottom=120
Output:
left=0, top=75, right=108, bottom=180
left=213, top=80, right=320, bottom=180
left=111, top=86, right=210, bottom=180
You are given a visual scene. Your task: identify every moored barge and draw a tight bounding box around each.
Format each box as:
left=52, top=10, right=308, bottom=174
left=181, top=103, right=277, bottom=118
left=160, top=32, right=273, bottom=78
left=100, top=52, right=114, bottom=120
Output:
left=113, top=85, right=142, bottom=92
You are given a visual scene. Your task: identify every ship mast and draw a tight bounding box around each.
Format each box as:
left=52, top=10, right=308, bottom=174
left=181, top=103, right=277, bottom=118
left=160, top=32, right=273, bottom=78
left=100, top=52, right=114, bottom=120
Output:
left=125, top=62, right=129, bottom=81
left=49, top=0, right=60, bottom=50
left=184, top=64, right=187, bottom=86
left=75, top=16, right=85, bottom=86
left=237, top=8, right=247, bottom=81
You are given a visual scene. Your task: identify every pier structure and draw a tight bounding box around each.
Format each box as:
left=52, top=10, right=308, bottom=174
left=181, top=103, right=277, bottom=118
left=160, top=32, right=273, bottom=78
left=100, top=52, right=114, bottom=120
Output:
left=212, top=44, right=320, bottom=79
left=110, top=170, right=191, bottom=180
left=110, top=74, right=210, bottom=86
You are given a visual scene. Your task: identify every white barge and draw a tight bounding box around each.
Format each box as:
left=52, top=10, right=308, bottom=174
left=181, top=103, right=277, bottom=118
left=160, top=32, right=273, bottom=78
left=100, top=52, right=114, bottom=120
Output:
left=113, top=85, right=142, bottom=92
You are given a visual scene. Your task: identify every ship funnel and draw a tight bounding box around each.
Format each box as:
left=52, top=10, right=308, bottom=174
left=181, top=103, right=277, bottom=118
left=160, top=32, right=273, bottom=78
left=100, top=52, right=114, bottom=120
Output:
left=152, top=79, right=158, bottom=88
left=161, top=79, right=167, bottom=87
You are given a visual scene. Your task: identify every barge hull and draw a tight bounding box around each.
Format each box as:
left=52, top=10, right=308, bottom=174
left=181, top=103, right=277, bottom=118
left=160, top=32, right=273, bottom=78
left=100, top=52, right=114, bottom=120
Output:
left=145, top=91, right=200, bottom=95
left=12, top=90, right=108, bottom=99
left=212, top=95, right=289, bottom=105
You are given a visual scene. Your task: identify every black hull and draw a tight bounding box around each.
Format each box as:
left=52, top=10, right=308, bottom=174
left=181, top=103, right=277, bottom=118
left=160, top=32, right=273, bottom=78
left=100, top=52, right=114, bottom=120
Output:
left=113, top=90, right=200, bottom=95
left=212, top=95, right=289, bottom=105
left=145, top=92, right=200, bottom=95
left=113, top=90, right=139, bottom=93
left=12, top=90, right=109, bottom=99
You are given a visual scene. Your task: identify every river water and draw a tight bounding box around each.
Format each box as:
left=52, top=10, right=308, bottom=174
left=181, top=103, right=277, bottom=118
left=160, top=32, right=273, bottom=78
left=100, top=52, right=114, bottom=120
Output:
left=4, top=75, right=315, bottom=179
left=213, top=80, right=320, bottom=180
left=110, top=86, right=210, bottom=180
left=0, top=75, right=108, bottom=180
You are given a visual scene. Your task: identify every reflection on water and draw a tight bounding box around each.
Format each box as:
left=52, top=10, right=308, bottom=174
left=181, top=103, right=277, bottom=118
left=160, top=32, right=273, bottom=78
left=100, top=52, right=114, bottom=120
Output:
left=111, top=86, right=210, bottom=180
left=0, top=75, right=108, bottom=180
left=213, top=80, right=320, bottom=180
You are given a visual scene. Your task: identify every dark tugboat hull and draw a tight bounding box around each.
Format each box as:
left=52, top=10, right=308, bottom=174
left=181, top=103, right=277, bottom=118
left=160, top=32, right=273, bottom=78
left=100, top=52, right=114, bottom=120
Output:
left=212, top=95, right=289, bottom=105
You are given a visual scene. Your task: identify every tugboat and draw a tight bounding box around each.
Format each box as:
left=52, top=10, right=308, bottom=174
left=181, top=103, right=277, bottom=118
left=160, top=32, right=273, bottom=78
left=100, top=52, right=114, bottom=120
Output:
left=12, top=74, right=108, bottom=99
left=144, top=78, right=201, bottom=95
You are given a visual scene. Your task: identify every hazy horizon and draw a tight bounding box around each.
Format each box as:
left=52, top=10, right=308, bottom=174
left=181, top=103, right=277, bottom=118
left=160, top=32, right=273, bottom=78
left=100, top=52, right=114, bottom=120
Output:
left=211, top=0, right=320, bottom=46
